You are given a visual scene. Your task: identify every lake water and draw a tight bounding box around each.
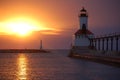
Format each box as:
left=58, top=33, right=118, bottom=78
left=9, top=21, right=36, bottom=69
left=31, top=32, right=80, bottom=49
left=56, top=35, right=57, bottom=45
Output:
left=0, top=50, right=120, bottom=80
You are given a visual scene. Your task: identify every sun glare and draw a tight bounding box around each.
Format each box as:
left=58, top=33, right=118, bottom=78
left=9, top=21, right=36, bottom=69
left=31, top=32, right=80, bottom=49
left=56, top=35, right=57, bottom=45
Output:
left=8, top=22, right=34, bottom=36
left=1, top=17, right=40, bottom=36
left=0, top=17, right=60, bottom=36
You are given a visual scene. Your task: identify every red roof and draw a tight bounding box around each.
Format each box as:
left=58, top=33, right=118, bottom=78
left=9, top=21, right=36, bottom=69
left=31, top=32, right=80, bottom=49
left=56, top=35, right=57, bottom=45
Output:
left=75, top=29, right=94, bottom=35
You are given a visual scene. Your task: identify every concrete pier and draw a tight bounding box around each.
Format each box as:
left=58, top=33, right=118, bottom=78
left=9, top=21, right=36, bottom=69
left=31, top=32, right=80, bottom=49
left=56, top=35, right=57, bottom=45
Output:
left=0, top=49, right=49, bottom=53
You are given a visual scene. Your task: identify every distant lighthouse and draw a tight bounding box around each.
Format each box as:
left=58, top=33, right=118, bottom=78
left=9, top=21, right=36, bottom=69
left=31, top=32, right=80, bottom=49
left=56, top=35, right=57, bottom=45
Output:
left=72, top=7, right=94, bottom=50
left=40, top=40, right=43, bottom=49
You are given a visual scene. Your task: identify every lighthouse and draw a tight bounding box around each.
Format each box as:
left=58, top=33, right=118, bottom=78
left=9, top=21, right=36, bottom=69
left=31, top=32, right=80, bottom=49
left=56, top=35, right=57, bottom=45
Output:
left=72, top=7, right=94, bottom=51
left=40, top=40, right=43, bottom=49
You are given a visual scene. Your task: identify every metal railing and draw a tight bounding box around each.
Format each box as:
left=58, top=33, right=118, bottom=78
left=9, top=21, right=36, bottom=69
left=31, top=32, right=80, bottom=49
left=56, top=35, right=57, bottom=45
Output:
left=89, top=33, right=120, bottom=52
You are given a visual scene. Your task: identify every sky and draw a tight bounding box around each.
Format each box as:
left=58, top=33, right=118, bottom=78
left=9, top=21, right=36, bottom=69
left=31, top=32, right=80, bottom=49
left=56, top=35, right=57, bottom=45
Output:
left=0, top=0, right=120, bottom=49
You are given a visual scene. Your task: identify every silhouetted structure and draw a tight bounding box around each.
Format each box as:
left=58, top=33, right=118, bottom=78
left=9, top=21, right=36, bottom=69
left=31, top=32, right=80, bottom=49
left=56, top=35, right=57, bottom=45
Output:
left=0, top=49, right=48, bottom=53
left=90, top=33, right=120, bottom=52
left=40, top=40, right=43, bottom=49
left=72, top=7, right=94, bottom=50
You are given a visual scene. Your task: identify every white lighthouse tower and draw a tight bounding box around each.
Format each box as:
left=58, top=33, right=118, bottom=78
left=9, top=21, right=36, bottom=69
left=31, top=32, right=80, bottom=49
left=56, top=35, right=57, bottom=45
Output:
left=72, top=7, right=94, bottom=51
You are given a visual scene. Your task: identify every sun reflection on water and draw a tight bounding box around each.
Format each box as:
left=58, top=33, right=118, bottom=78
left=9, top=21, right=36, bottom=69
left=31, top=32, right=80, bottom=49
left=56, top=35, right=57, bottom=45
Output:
left=18, top=54, right=27, bottom=80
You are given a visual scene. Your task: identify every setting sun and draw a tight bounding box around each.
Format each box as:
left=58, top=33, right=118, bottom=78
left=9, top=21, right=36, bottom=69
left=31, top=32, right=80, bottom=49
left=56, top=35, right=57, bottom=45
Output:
left=0, top=17, right=61, bottom=36
left=0, top=17, right=41, bottom=36
left=8, top=22, right=35, bottom=36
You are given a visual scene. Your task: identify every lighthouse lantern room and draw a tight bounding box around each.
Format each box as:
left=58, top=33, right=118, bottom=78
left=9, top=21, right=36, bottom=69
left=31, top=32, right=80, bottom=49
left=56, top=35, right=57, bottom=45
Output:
left=72, top=7, right=94, bottom=49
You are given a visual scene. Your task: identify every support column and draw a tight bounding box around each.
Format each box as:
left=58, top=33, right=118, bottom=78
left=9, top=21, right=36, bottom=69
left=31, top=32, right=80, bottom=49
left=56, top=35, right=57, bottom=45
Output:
left=106, top=38, right=109, bottom=51
left=90, top=39, right=94, bottom=49
left=102, top=38, right=104, bottom=51
left=116, top=37, right=118, bottom=51
left=111, top=38, right=113, bottom=51
left=98, top=39, right=100, bottom=50
left=90, top=39, right=92, bottom=47
left=94, top=39, right=97, bottom=50
left=91, top=39, right=94, bottom=49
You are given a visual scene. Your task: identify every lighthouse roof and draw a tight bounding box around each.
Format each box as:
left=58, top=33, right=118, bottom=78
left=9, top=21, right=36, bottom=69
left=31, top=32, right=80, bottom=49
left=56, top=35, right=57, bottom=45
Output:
left=80, top=7, right=86, bottom=12
left=75, top=29, right=94, bottom=35
left=79, top=7, right=88, bottom=17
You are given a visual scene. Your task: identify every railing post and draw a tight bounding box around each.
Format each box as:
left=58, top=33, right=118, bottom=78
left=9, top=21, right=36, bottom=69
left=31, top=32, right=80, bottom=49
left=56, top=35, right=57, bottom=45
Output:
left=98, top=39, right=100, bottom=50
left=91, top=39, right=94, bottom=47
left=90, top=39, right=92, bottom=47
left=111, top=37, right=113, bottom=51
left=102, top=38, right=104, bottom=51
left=94, top=39, right=96, bottom=49
left=106, top=38, right=109, bottom=51
left=116, top=37, right=118, bottom=51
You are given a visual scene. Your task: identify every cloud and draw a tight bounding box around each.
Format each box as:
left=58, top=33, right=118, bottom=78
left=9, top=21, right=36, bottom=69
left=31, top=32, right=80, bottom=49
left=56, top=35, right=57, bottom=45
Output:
left=33, top=28, right=62, bottom=35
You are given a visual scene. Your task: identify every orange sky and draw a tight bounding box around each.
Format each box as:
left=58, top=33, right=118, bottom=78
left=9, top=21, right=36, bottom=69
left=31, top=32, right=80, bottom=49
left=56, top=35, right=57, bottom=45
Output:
left=0, top=0, right=120, bottom=49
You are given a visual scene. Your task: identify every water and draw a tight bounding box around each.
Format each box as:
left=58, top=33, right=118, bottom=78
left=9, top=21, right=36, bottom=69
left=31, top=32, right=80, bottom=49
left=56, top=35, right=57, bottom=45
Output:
left=0, top=50, right=120, bottom=80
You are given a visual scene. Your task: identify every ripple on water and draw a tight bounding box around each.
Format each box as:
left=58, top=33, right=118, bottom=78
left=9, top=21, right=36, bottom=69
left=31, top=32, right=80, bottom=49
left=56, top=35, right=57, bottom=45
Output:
left=0, top=50, right=120, bottom=80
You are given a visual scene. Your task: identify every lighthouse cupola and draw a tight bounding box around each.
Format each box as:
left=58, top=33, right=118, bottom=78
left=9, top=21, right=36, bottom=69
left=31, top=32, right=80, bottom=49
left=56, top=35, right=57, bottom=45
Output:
left=79, top=7, right=88, bottom=30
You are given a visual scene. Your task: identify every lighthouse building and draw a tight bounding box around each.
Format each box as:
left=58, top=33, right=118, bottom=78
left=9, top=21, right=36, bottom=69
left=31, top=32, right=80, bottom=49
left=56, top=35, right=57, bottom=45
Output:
left=73, top=7, right=94, bottom=49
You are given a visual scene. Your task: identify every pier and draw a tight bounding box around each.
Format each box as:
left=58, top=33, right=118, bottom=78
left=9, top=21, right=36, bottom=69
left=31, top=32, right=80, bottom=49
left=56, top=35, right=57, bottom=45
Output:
left=0, top=49, right=49, bottom=53
left=0, top=40, right=49, bottom=53
left=69, top=33, right=120, bottom=67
